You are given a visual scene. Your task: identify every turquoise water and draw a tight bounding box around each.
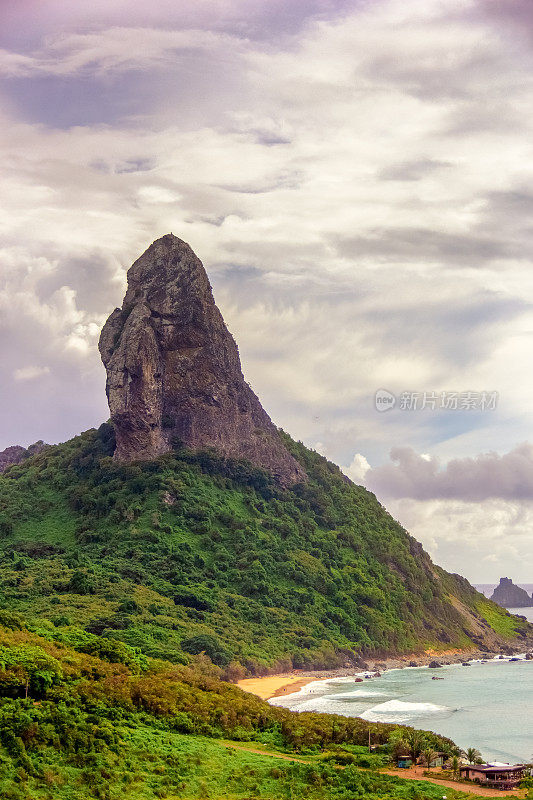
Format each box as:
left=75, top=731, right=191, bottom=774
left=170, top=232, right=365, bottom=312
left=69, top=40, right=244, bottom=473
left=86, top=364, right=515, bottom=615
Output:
left=270, top=657, right=533, bottom=763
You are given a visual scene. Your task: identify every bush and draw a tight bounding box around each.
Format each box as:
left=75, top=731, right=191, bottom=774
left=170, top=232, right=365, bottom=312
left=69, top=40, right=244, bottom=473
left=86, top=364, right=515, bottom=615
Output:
left=181, top=635, right=231, bottom=666
left=67, top=571, right=95, bottom=595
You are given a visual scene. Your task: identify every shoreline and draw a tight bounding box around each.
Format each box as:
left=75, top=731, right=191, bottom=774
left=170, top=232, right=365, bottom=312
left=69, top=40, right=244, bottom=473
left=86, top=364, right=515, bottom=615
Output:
left=237, top=645, right=533, bottom=701
left=237, top=674, right=319, bottom=700
left=238, top=649, right=532, bottom=762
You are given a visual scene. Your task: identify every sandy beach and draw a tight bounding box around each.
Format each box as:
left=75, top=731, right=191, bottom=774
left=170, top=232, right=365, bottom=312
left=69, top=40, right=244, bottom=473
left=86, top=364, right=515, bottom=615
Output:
left=237, top=674, right=318, bottom=700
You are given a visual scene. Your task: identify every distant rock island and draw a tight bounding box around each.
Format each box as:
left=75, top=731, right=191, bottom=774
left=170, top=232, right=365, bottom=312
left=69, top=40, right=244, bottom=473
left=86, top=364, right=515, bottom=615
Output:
left=490, top=577, right=533, bottom=608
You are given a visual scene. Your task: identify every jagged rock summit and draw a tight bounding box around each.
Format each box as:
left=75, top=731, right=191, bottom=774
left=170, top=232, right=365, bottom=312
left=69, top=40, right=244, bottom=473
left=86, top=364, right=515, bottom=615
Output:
left=490, top=577, right=533, bottom=609
left=99, top=234, right=306, bottom=486
left=0, top=441, right=47, bottom=473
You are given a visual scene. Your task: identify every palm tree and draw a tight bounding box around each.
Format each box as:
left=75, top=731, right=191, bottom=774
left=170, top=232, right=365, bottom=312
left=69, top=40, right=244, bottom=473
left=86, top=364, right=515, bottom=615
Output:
left=387, top=729, right=408, bottom=763
left=466, top=747, right=482, bottom=765
left=422, top=747, right=438, bottom=771
left=405, top=730, right=428, bottom=763
left=451, top=755, right=460, bottom=780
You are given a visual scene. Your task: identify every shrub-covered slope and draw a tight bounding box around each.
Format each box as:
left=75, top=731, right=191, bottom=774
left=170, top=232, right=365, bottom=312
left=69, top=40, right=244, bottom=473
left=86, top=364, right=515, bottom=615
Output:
left=0, top=423, right=525, bottom=672
left=0, top=610, right=469, bottom=800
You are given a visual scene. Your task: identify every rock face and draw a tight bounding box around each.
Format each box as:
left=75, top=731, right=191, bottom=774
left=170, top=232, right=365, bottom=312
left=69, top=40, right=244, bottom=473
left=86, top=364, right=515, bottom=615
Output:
left=490, top=577, right=533, bottom=609
left=0, top=446, right=26, bottom=473
left=0, top=441, right=47, bottom=473
left=99, top=234, right=306, bottom=487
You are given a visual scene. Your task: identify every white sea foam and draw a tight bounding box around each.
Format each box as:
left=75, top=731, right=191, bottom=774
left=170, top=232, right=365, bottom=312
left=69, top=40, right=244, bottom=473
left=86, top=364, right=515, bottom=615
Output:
left=269, top=695, right=334, bottom=712
left=328, top=690, right=389, bottom=700
left=269, top=674, right=371, bottom=703
left=359, top=699, right=450, bottom=723
left=268, top=678, right=337, bottom=703
left=268, top=678, right=389, bottom=711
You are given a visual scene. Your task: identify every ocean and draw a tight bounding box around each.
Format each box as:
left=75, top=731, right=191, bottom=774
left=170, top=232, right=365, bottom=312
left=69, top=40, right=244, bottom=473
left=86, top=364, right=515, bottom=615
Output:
left=270, top=656, right=533, bottom=763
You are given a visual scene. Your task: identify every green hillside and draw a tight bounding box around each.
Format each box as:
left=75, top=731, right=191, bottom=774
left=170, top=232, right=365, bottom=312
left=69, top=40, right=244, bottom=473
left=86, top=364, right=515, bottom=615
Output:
left=0, top=423, right=527, bottom=799
left=0, top=423, right=525, bottom=674
left=0, top=611, right=487, bottom=800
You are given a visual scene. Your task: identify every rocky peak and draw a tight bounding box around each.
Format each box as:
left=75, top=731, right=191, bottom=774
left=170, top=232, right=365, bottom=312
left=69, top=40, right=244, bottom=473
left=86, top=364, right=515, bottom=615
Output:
left=490, top=577, right=532, bottom=609
left=99, top=234, right=306, bottom=487
left=0, top=441, right=47, bottom=473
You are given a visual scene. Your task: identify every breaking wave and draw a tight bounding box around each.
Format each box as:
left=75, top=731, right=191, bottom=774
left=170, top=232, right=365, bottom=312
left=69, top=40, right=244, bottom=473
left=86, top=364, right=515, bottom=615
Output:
left=327, top=690, right=389, bottom=700
left=360, top=699, right=451, bottom=723
left=269, top=685, right=390, bottom=714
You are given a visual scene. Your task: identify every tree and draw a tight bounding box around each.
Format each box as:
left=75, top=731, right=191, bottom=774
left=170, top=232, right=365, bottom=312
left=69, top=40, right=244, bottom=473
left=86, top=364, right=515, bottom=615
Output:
left=0, top=645, right=62, bottom=699
left=67, top=570, right=94, bottom=595
left=388, top=729, right=408, bottom=761
left=223, top=660, right=246, bottom=682
left=181, top=634, right=231, bottom=666
left=466, top=747, right=482, bottom=765
left=451, top=755, right=460, bottom=779
left=422, top=747, right=438, bottom=771
left=404, top=730, right=429, bottom=763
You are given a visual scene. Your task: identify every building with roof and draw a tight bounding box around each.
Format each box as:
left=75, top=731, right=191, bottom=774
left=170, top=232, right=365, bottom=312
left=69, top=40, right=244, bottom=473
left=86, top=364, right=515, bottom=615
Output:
left=460, top=763, right=529, bottom=790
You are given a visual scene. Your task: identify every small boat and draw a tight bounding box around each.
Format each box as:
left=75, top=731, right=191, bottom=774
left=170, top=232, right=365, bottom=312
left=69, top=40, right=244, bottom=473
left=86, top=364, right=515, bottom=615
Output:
left=431, top=676, right=444, bottom=680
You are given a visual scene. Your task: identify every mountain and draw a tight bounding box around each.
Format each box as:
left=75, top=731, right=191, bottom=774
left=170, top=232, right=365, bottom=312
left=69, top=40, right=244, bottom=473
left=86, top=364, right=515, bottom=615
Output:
left=0, top=422, right=527, bottom=672
left=0, top=440, right=47, bottom=473
left=0, top=234, right=529, bottom=798
left=99, top=234, right=305, bottom=487
left=0, top=235, right=528, bottom=673
left=491, top=577, right=533, bottom=609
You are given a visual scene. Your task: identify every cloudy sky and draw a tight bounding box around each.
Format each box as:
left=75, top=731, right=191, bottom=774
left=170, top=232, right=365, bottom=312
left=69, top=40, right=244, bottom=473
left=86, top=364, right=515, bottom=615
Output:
left=1, top=0, right=533, bottom=582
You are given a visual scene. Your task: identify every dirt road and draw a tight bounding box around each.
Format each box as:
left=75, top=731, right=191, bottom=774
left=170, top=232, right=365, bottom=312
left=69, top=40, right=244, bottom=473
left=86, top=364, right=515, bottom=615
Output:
left=380, top=767, right=520, bottom=797
left=218, top=742, right=523, bottom=798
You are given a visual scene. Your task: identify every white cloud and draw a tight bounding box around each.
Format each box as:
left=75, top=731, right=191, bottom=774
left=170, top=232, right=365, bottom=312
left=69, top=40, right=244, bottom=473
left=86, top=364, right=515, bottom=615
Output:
left=363, top=443, right=533, bottom=501
left=1, top=0, right=533, bottom=581
left=137, top=185, right=183, bottom=204
left=344, top=453, right=371, bottom=483
left=13, top=365, right=50, bottom=382
left=383, top=495, right=533, bottom=582
left=0, top=50, right=36, bottom=78
left=0, top=28, right=249, bottom=77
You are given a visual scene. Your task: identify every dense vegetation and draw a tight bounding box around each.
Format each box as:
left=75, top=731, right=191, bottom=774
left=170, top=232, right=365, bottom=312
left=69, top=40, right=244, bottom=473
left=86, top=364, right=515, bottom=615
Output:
left=0, top=424, right=525, bottom=674
left=0, top=424, right=525, bottom=798
left=0, top=611, right=481, bottom=800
